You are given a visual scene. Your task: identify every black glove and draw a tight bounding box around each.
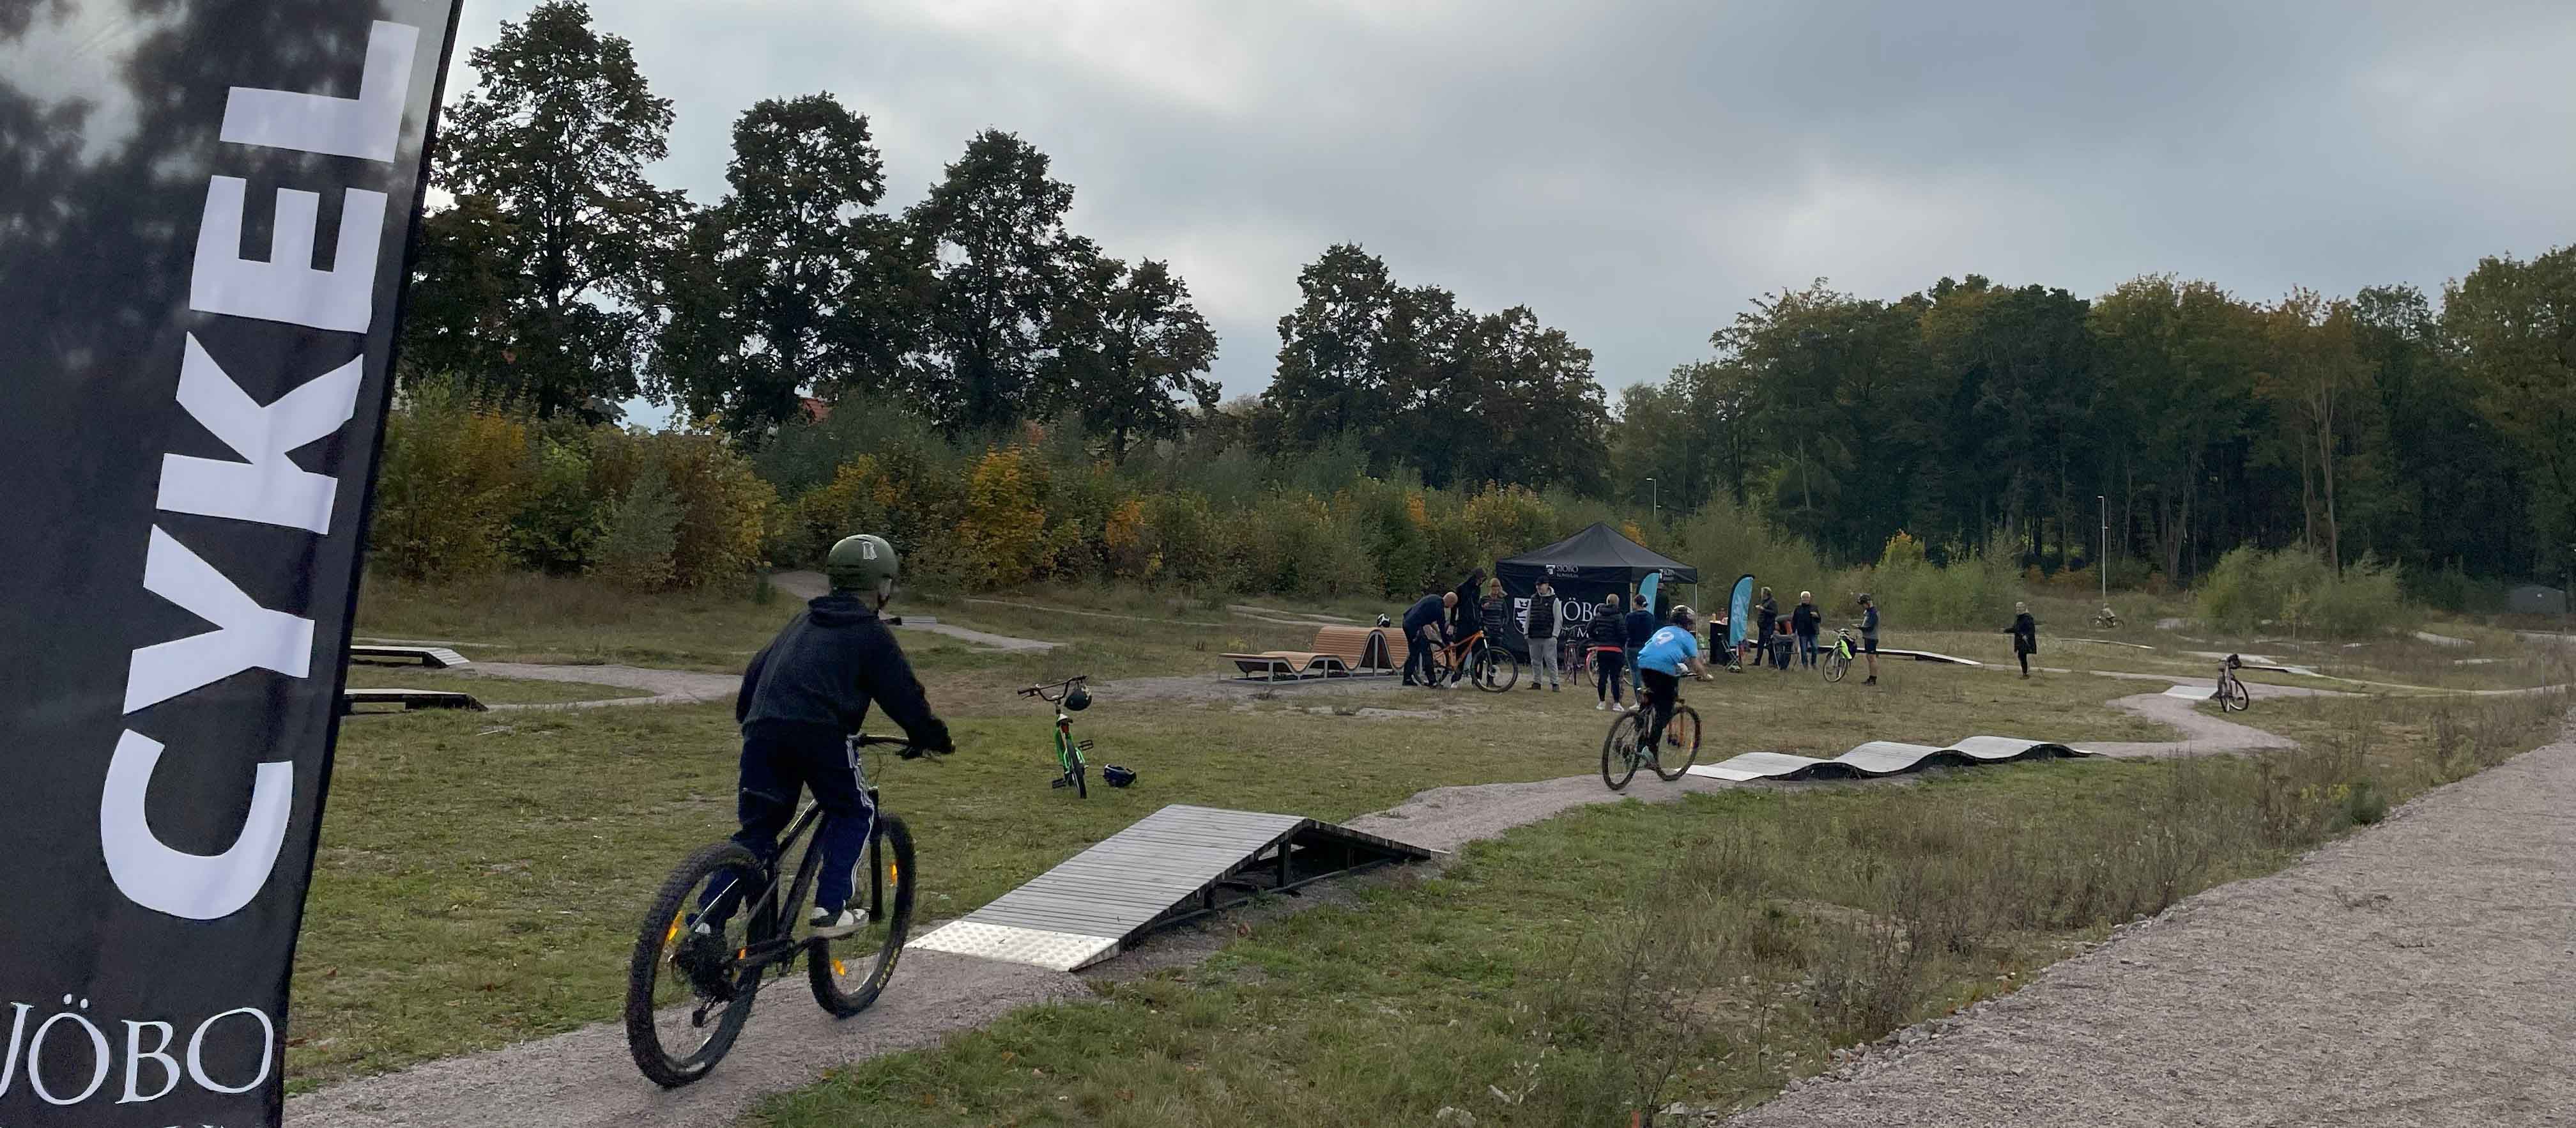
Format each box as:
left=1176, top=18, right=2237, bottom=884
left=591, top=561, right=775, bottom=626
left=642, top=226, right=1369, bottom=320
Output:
left=914, top=719, right=955, bottom=758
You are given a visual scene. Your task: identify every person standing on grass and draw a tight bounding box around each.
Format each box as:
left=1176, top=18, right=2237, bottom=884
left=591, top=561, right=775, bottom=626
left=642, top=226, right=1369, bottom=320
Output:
left=1403, top=590, right=1455, bottom=688
left=1857, top=592, right=1882, bottom=686
left=1594, top=592, right=1630, bottom=711
left=1624, top=585, right=1658, bottom=702
left=2004, top=601, right=2039, bottom=679
left=1792, top=591, right=1821, bottom=668
left=1755, top=586, right=1781, bottom=669
left=1526, top=580, right=1563, bottom=691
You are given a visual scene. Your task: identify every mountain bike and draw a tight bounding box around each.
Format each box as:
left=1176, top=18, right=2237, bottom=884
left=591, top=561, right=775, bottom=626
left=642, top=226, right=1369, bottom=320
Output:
left=1430, top=629, right=1522, bottom=693
left=2213, top=654, right=2251, bottom=713
left=1020, top=676, right=1095, bottom=798
left=624, top=734, right=928, bottom=1088
left=1820, top=628, right=1858, bottom=683
left=1600, top=679, right=1702, bottom=791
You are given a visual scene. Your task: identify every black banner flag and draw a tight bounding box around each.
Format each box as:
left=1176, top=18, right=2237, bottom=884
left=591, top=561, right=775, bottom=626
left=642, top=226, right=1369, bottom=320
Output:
left=0, top=1, right=461, bottom=1123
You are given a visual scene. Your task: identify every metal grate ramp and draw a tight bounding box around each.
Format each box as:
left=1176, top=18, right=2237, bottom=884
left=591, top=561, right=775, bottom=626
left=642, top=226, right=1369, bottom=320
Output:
left=908, top=803, right=1430, bottom=971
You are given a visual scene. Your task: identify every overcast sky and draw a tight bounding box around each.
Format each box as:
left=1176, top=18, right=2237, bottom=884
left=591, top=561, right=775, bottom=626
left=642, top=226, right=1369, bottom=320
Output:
left=443, top=0, right=2576, bottom=408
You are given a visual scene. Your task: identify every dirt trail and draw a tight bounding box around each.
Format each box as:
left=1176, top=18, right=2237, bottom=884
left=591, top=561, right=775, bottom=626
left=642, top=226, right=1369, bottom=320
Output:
left=770, top=571, right=1061, bottom=651
left=469, top=663, right=736, bottom=711
left=1724, top=722, right=2576, bottom=1128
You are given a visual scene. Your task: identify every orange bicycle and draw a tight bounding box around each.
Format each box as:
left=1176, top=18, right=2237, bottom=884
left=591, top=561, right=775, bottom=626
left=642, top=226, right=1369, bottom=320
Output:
left=1428, top=629, right=1521, bottom=693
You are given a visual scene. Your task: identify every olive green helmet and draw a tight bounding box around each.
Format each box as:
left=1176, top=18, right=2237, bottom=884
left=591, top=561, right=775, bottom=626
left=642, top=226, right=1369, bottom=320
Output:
left=825, top=534, right=900, bottom=598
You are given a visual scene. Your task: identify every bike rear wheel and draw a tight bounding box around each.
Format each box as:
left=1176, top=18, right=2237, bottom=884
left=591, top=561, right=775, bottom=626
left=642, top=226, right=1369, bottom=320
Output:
left=809, top=815, right=917, bottom=1017
left=626, top=842, right=765, bottom=1088
left=1600, top=712, right=1643, bottom=791
left=2221, top=676, right=2251, bottom=713
left=1652, top=705, right=1701, bottom=781
left=1822, top=648, right=1850, bottom=683
left=1474, top=642, right=1521, bottom=692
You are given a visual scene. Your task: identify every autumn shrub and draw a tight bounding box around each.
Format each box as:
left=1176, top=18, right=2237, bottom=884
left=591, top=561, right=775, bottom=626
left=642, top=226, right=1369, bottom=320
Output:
left=506, top=436, right=608, bottom=573
left=960, top=444, right=1056, bottom=587
left=370, top=385, right=533, bottom=581
left=593, top=471, right=680, bottom=592
left=2197, top=546, right=2413, bottom=637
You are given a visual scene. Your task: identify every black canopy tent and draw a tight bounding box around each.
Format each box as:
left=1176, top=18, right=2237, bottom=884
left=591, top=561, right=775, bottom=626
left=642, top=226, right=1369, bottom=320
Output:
left=1489, top=523, right=1700, bottom=658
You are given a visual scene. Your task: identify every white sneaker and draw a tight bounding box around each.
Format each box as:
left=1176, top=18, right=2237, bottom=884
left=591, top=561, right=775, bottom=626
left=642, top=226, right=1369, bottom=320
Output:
left=1595, top=700, right=1606, bottom=711
left=809, top=907, right=870, bottom=938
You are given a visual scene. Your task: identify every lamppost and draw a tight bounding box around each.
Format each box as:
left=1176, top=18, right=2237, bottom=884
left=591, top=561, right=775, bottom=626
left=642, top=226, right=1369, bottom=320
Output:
left=1646, top=477, right=1658, bottom=524
left=2098, top=495, right=2108, bottom=605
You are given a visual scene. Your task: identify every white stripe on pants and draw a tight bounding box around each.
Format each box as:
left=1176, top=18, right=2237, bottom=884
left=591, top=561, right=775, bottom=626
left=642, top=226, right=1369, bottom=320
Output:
left=1530, top=636, right=1560, bottom=685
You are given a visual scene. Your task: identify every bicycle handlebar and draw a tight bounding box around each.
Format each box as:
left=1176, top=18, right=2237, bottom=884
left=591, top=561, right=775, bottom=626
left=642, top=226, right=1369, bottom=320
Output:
left=852, top=733, right=947, bottom=759
left=1016, top=675, right=1089, bottom=702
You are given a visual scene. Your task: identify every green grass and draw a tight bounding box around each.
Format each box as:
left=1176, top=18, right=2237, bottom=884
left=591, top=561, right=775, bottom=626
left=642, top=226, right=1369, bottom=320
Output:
left=288, top=637, right=2166, bottom=1088
left=747, top=687, right=2568, bottom=1127
left=339, top=666, right=651, bottom=705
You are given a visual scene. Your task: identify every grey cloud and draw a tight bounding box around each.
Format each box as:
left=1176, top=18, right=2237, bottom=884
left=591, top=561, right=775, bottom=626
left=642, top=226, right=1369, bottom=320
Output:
left=449, top=0, right=2576, bottom=402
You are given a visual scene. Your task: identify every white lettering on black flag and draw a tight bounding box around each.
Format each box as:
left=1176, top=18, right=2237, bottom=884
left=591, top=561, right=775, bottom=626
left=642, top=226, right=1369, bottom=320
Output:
left=0, top=1, right=463, bottom=1124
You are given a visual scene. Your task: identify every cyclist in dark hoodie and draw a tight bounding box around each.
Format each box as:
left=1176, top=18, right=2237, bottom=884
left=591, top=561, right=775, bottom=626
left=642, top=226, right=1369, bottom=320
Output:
left=1623, top=585, right=1658, bottom=700
left=714, top=534, right=954, bottom=938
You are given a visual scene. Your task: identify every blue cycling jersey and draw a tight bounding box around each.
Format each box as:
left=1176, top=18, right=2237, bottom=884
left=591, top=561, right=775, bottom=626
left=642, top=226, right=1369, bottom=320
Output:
left=1636, top=626, right=1700, bottom=675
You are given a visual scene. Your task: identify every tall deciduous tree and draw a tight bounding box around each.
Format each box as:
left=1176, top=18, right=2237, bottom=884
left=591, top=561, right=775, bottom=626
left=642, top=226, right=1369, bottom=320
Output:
left=2446, top=245, right=2576, bottom=573
left=420, top=0, right=687, bottom=416
left=652, top=93, right=927, bottom=438
left=1050, top=252, right=1220, bottom=463
left=907, top=130, right=1079, bottom=433
left=1266, top=243, right=1400, bottom=453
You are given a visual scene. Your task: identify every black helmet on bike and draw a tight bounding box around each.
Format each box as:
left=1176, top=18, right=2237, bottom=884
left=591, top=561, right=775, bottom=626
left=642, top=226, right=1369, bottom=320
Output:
left=1102, top=764, right=1137, bottom=787
left=1062, top=684, right=1092, bottom=711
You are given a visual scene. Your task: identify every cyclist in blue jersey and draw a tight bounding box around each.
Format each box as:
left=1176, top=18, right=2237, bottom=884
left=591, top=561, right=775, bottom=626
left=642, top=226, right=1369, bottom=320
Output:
left=1634, top=605, right=1713, bottom=753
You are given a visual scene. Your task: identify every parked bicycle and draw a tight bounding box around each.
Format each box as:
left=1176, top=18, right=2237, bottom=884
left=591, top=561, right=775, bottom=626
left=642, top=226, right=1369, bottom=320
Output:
left=1820, top=627, right=1859, bottom=683
left=1600, top=680, right=1703, bottom=791
left=2213, top=653, right=2251, bottom=713
left=1429, top=629, right=1522, bottom=692
left=1020, top=676, right=1097, bottom=797
left=624, top=734, right=928, bottom=1087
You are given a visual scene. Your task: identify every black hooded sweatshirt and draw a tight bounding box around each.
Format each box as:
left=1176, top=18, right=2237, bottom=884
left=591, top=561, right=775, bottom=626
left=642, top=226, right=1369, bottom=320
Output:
left=737, top=593, right=951, bottom=751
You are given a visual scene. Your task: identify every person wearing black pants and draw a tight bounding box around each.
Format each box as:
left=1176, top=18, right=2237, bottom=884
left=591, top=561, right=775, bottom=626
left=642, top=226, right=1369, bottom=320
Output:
left=2004, top=601, right=2039, bottom=679
left=1403, top=591, right=1455, bottom=688
left=1593, top=594, right=1629, bottom=710
left=1791, top=591, right=1821, bottom=668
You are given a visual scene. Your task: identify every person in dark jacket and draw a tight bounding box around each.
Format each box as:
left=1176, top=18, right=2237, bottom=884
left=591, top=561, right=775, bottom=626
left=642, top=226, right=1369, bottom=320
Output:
left=1791, top=591, right=1821, bottom=668
left=1402, top=591, right=1455, bottom=688
left=1623, top=587, right=1657, bottom=700
left=2004, top=601, right=2039, bottom=678
left=1754, top=586, right=1781, bottom=669
left=1593, top=593, right=1630, bottom=710
left=1451, top=568, right=1486, bottom=640
left=716, top=534, right=953, bottom=938
left=1526, top=580, right=1563, bottom=691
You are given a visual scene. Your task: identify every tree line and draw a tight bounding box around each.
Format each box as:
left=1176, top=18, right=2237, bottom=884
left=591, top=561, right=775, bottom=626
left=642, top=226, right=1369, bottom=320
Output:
left=398, top=3, right=2576, bottom=594
left=1599, top=267, right=2575, bottom=591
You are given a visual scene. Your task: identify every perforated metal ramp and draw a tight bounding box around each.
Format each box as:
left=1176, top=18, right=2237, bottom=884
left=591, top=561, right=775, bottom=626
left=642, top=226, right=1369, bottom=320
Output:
left=908, top=803, right=1431, bottom=971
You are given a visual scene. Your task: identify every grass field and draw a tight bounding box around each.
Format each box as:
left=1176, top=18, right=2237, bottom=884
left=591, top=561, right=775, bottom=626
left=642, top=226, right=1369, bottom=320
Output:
left=749, top=686, right=2569, bottom=1128
left=294, top=583, right=2176, bottom=1089
left=300, top=575, right=2570, bottom=1103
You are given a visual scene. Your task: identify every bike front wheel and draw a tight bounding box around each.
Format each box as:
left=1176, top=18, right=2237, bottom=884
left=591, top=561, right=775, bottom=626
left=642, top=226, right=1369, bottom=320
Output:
left=809, top=814, right=917, bottom=1017
left=1821, top=649, right=1850, bottom=683
left=1600, top=712, right=1644, bottom=791
left=1652, top=706, right=1701, bottom=781
left=1474, top=643, right=1521, bottom=692
left=626, top=842, right=765, bottom=1088
left=2221, top=676, right=2251, bottom=713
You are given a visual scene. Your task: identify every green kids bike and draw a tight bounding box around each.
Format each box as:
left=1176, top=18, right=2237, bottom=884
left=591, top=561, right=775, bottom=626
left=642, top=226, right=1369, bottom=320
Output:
left=1021, top=676, right=1099, bottom=797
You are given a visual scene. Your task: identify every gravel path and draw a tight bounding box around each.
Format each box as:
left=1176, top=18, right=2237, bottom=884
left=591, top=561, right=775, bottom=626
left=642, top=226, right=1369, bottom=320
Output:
left=467, top=663, right=737, bottom=711
left=2076, top=680, right=2331, bottom=758
left=284, top=952, right=1084, bottom=1128
left=1724, top=720, right=2576, bottom=1128
left=772, top=572, right=1061, bottom=651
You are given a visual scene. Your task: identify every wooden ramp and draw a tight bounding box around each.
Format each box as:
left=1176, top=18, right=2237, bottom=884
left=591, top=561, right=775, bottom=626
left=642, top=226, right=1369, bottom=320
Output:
left=908, top=804, right=1431, bottom=971
left=1876, top=647, right=1982, bottom=667
left=341, top=688, right=486, bottom=714
left=349, top=644, right=472, bottom=668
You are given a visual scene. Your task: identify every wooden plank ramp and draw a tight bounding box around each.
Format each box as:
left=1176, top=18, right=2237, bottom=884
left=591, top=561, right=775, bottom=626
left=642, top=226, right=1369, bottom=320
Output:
left=349, top=644, right=472, bottom=668
left=908, top=803, right=1431, bottom=971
